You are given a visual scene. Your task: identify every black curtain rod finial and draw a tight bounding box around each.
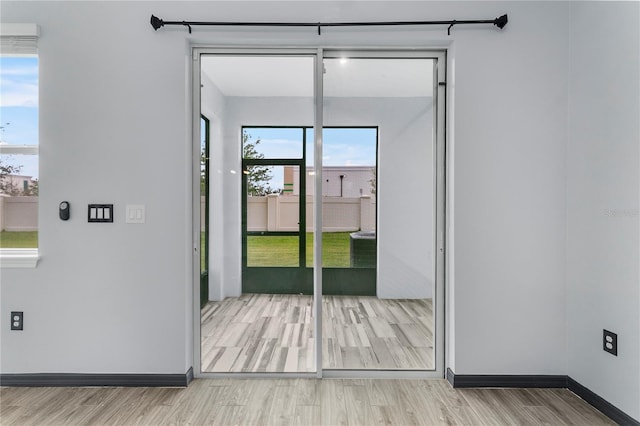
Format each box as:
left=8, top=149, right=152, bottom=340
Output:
left=150, top=15, right=164, bottom=31
left=494, top=14, right=508, bottom=29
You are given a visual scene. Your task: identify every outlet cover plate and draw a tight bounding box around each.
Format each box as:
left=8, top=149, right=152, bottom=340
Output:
left=11, top=311, right=23, bottom=330
left=603, top=329, right=617, bottom=356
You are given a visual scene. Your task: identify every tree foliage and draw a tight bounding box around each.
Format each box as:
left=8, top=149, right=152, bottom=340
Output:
left=199, top=131, right=278, bottom=196
left=24, top=179, right=39, bottom=196
left=243, top=131, right=276, bottom=196
left=200, top=150, right=207, bottom=194
left=0, top=159, right=38, bottom=196
left=0, top=159, right=23, bottom=195
left=369, top=167, right=376, bottom=195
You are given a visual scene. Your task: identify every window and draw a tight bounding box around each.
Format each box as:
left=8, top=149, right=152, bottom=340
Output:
left=0, top=24, right=39, bottom=267
left=241, top=126, right=377, bottom=269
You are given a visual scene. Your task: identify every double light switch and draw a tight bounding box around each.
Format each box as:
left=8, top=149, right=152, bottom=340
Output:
left=126, top=205, right=146, bottom=224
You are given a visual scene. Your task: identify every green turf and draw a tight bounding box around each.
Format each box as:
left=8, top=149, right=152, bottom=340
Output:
left=246, top=232, right=351, bottom=268
left=0, top=231, right=38, bottom=248
left=306, top=232, right=351, bottom=267
left=201, top=232, right=206, bottom=270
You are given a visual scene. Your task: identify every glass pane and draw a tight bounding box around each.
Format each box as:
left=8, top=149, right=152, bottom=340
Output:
left=0, top=56, right=39, bottom=249
left=247, top=235, right=299, bottom=267
left=243, top=127, right=303, bottom=159
left=244, top=163, right=280, bottom=196
left=304, top=128, right=377, bottom=268
left=322, top=128, right=376, bottom=268
left=245, top=165, right=300, bottom=267
left=200, top=117, right=208, bottom=273
left=322, top=57, right=435, bottom=370
left=0, top=153, right=38, bottom=248
left=201, top=55, right=314, bottom=373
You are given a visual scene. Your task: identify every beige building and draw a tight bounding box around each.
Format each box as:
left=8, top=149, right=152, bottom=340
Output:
left=284, top=165, right=375, bottom=197
left=0, top=174, right=37, bottom=195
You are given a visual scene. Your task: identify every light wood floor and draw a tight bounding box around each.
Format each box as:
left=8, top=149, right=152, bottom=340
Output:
left=0, top=379, right=615, bottom=425
left=201, top=294, right=433, bottom=372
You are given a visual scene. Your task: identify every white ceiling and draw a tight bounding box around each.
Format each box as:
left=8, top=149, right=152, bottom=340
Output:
left=201, top=56, right=433, bottom=97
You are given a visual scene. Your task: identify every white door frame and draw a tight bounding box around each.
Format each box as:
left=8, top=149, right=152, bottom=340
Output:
left=191, top=47, right=447, bottom=379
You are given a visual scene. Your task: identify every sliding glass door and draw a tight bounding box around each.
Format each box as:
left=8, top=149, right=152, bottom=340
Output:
left=322, top=55, right=440, bottom=370
left=195, top=49, right=445, bottom=377
left=199, top=55, right=316, bottom=373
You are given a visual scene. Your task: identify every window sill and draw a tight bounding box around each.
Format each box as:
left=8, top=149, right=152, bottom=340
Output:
left=0, top=249, right=39, bottom=268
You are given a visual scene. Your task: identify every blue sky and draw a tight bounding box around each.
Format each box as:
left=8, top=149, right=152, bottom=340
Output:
left=242, top=127, right=377, bottom=190
left=0, top=56, right=39, bottom=178
left=244, top=127, right=377, bottom=167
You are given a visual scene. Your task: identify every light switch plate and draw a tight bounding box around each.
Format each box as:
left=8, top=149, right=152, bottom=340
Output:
left=88, top=204, right=113, bottom=223
left=126, top=204, right=145, bottom=224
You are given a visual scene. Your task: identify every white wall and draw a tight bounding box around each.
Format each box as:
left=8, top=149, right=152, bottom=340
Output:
left=566, top=2, right=640, bottom=420
left=201, top=72, right=227, bottom=302
left=2, top=4, right=634, bottom=410
left=0, top=0, right=565, bottom=376
left=448, top=2, right=570, bottom=375
left=1, top=1, right=193, bottom=374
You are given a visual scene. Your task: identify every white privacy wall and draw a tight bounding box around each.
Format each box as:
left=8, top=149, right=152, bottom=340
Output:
left=566, top=2, right=640, bottom=420
left=1, top=4, right=636, bottom=413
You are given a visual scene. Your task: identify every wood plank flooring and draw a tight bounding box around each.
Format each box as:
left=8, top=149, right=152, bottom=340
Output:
left=323, top=296, right=433, bottom=370
left=201, top=294, right=433, bottom=372
left=0, top=379, right=616, bottom=425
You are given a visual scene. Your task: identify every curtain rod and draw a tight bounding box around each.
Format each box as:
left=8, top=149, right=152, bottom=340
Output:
left=150, top=14, right=508, bottom=36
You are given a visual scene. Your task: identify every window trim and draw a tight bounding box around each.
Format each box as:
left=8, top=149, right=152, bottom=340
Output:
left=0, top=145, right=39, bottom=155
left=0, top=248, right=39, bottom=268
left=0, top=23, right=39, bottom=55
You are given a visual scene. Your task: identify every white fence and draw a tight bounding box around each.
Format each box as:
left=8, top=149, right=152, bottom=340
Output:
left=202, top=195, right=376, bottom=233
left=0, top=196, right=38, bottom=232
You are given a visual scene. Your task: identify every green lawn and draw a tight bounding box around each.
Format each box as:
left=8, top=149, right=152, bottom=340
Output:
left=0, top=231, right=38, bottom=248
left=201, top=231, right=353, bottom=269
left=306, top=232, right=351, bottom=267
left=5, top=230, right=351, bottom=268
left=247, top=232, right=351, bottom=267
